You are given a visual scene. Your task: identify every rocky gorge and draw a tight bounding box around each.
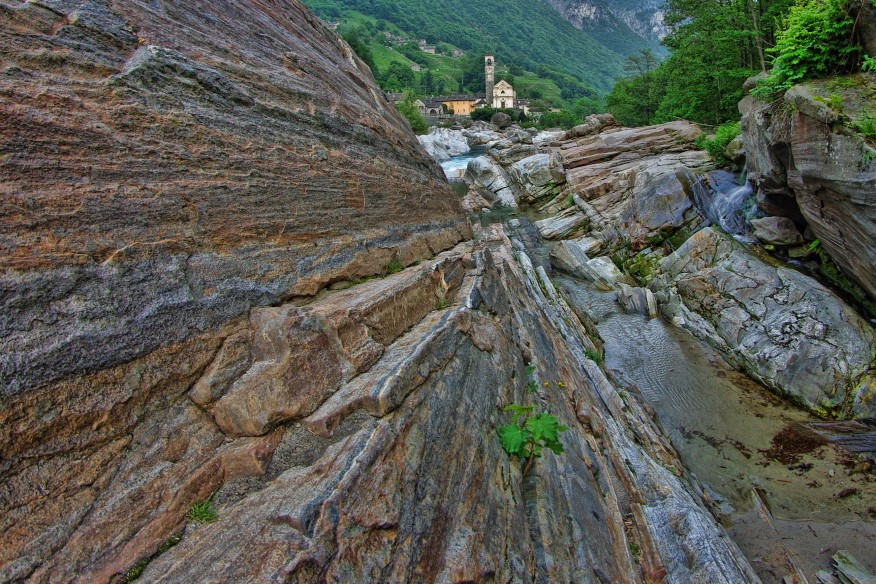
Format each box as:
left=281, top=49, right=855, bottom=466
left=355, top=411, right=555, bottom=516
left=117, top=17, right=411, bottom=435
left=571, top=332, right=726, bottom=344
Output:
left=1, top=1, right=874, bottom=584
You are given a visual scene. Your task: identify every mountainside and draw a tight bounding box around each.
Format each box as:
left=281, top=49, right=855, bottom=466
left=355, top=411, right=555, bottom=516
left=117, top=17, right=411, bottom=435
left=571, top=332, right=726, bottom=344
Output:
left=545, top=0, right=669, bottom=45
left=304, top=0, right=658, bottom=92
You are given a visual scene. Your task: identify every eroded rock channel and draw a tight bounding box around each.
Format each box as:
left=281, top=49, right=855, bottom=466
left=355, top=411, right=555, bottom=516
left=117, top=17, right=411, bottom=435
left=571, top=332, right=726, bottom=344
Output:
left=432, top=109, right=875, bottom=582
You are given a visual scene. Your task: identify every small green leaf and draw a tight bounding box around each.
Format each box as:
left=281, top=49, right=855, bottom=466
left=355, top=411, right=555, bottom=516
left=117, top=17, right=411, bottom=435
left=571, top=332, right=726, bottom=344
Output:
left=526, top=413, right=562, bottom=443
left=497, top=424, right=526, bottom=455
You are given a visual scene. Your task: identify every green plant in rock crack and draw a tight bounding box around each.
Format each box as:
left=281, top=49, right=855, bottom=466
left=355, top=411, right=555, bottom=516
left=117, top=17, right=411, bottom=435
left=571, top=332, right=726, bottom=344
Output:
left=188, top=492, right=218, bottom=524
left=497, top=404, right=568, bottom=475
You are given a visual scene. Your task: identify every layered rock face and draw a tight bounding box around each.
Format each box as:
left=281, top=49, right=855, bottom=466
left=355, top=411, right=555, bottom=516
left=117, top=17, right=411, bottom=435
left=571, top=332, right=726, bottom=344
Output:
left=0, top=0, right=468, bottom=580
left=739, top=74, right=876, bottom=302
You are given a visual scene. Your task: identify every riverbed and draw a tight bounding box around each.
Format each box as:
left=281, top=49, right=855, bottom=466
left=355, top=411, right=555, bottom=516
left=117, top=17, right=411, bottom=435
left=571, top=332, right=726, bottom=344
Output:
left=440, top=149, right=875, bottom=582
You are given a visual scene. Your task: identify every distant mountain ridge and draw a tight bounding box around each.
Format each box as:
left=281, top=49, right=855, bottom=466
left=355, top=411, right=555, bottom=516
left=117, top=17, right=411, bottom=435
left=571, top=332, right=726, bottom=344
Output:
left=304, top=0, right=661, bottom=92
left=544, top=0, right=669, bottom=46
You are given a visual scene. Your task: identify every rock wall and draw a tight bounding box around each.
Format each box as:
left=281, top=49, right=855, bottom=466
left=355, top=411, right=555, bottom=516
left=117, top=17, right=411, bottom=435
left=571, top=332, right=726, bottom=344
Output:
left=0, top=1, right=468, bottom=580
left=739, top=74, right=876, bottom=302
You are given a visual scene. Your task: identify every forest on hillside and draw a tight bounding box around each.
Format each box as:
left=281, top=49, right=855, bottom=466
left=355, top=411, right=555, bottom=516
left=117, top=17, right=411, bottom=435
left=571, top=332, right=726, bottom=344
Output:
left=303, top=0, right=654, bottom=92
left=606, top=0, right=875, bottom=134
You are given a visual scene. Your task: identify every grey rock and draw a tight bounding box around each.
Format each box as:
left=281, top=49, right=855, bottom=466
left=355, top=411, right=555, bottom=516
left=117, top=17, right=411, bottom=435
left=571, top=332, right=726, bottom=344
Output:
left=491, top=111, right=513, bottom=128
left=550, top=239, right=592, bottom=278
left=750, top=216, right=804, bottom=246
left=740, top=75, right=876, bottom=301
left=617, top=284, right=658, bottom=317
left=418, top=127, right=471, bottom=161
left=465, top=156, right=518, bottom=208
left=653, top=227, right=876, bottom=418
left=510, top=152, right=566, bottom=202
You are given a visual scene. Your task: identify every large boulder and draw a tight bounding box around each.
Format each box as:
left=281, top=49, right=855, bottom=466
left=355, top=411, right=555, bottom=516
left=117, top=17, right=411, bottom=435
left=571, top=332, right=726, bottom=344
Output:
left=0, top=1, right=468, bottom=580
left=510, top=152, right=566, bottom=202
left=418, top=127, right=471, bottom=161
left=491, top=111, right=513, bottom=129
left=652, top=228, right=876, bottom=418
left=750, top=216, right=804, bottom=246
left=740, top=74, right=876, bottom=301
left=465, top=155, right=518, bottom=207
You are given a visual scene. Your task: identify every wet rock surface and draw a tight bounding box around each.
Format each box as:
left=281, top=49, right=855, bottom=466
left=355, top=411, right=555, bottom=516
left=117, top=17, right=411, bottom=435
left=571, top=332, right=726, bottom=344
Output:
left=651, top=228, right=876, bottom=418
left=460, top=118, right=874, bottom=420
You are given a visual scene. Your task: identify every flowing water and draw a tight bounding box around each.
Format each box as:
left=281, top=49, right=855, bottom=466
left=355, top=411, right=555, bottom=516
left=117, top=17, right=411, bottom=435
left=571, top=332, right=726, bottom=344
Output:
left=687, top=169, right=759, bottom=237
left=439, top=149, right=483, bottom=181
left=440, top=152, right=876, bottom=580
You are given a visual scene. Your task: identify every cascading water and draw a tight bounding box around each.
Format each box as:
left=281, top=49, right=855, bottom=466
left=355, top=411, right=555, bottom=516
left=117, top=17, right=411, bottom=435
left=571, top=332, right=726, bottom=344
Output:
left=687, top=168, right=759, bottom=237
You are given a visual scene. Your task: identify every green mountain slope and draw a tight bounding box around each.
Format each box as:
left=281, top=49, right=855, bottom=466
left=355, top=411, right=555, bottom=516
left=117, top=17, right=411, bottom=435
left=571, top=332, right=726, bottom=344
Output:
left=304, top=0, right=653, bottom=92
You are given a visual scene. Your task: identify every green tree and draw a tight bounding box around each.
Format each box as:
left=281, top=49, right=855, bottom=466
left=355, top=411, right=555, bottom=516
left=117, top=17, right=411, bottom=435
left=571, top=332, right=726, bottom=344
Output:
left=753, top=0, right=859, bottom=97
left=342, top=27, right=375, bottom=71
left=380, top=61, right=417, bottom=91
left=396, top=91, right=428, bottom=134
left=571, top=96, right=605, bottom=119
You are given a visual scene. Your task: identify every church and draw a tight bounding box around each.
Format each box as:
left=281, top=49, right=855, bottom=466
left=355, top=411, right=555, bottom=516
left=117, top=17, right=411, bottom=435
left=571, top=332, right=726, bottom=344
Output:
left=394, top=53, right=528, bottom=117
left=485, top=54, right=515, bottom=109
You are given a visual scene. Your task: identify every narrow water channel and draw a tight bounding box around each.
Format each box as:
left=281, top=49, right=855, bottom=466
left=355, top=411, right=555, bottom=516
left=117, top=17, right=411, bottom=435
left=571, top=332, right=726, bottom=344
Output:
left=555, top=274, right=876, bottom=583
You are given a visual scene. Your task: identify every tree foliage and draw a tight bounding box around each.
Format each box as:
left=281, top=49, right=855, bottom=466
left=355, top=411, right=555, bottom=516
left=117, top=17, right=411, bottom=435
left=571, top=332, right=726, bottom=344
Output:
left=395, top=92, right=428, bottom=134
left=608, top=0, right=871, bottom=127
left=342, top=27, right=375, bottom=71
left=752, top=0, right=860, bottom=98
left=607, top=0, right=794, bottom=126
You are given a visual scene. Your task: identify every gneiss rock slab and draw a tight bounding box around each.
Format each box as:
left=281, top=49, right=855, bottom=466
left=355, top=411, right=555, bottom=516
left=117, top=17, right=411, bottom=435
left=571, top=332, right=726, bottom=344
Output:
left=206, top=245, right=470, bottom=438
left=140, top=226, right=757, bottom=583
left=0, top=0, right=468, bottom=580
left=652, top=227, right=876, bottom=418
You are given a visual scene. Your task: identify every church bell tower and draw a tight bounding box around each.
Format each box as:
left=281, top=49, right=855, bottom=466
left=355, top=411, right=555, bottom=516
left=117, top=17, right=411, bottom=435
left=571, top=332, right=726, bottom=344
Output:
left=485, top=54, right=495, bottom=107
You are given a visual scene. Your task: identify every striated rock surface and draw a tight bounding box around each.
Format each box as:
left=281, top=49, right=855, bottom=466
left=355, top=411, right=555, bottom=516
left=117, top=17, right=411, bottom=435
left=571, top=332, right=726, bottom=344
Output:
left=740, top=74, right=876, bottom=301
left=557, top=121, right=711, bottom=248
left=483, top=116, right=875, bottom=420
left=139, top=225, right=758, bottom=584
left=651, top=227, right=876, bottom=418
left=0, top=0, right=468, bottom=580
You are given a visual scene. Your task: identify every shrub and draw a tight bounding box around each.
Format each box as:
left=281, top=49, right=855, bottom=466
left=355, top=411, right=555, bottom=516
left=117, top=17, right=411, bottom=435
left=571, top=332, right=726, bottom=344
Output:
left=752, top=0, right=858, bottom=99
left=395, top=92, right=428, bottom=134
left=497, top=404, right=568, bottom=474
left=695, top=120, right=741, bottom=166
